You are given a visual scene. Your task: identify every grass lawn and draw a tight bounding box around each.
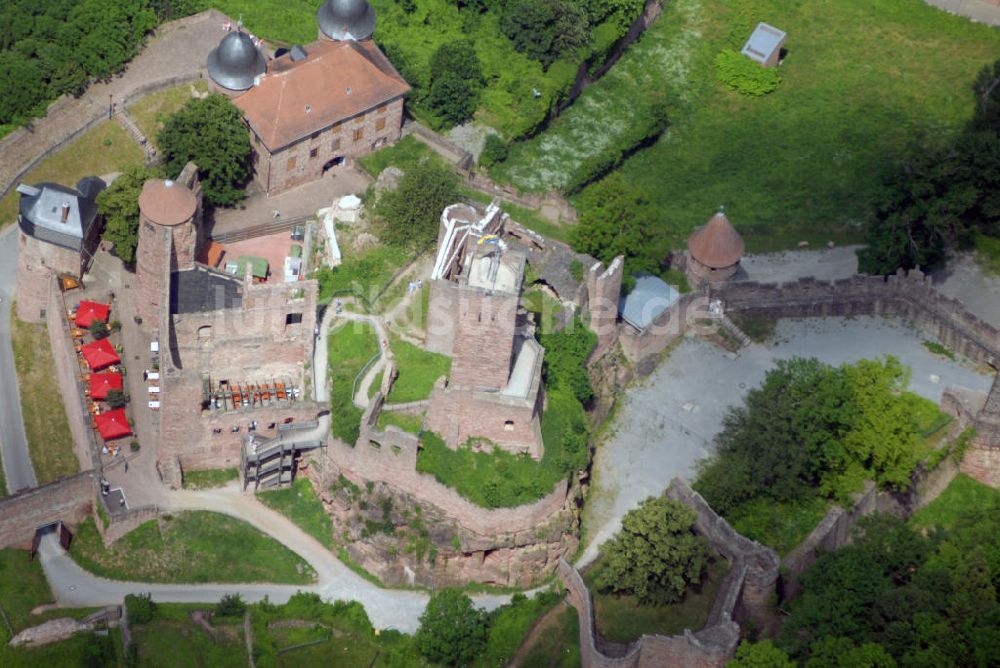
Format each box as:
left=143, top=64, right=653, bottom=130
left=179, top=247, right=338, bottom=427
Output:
left=314, top=245, right=411, bottom=307
left=127, top=80, right=209, bottom=148
left=584, top=556, right=730, bottom=643
left=515, top=601, right=582, bottom=668
left=10, top=314, right=78, bottom=484
left=70, top=512, right=316, bottom=584
left=727, top=495, right=830, bottom=556
left=497, top=0, right=1000, bottom=252
left=357, top=135, right=447, bottom=178
left=132, top=605, right=246, bottom=668
left=386, top=339, right=450, bottom=403
left=259, top=478, right=334, bottom=549
left=376, top=410, right=424, bottom=434
left=327, top=321, right=379, bottom=444
left=910, top=473, right=1000, bottom=530
left=0, top=120, right=145, bottom=228
left=183, top=467, right=239, bottom=490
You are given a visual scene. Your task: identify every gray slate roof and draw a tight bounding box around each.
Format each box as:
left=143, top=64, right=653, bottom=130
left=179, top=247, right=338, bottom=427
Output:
left=317, top=0, right=376, bottom=41
left=170, top=266, right=243, bottom=314
left=619, top=274, right=680, bottom=332
left=208, top=31, right=267, bottom=91
left=16, top=177, right=106, bottom=252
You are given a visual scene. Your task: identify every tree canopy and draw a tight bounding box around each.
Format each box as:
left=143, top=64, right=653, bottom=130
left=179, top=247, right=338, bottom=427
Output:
left=374, top=159, right=459, bottom=248
left=415, top=588, right=489, bottom=666
left=694, top=356, right=923, bottom=516
left=595, top=496, right=709, bottom=605
left=157, top=94, right=251, bottom=206
left=426, top=40, right=484, bottom=126
left=858, top=55, right=1000, bottom=275
left=97, top=164, right=162, bottom=266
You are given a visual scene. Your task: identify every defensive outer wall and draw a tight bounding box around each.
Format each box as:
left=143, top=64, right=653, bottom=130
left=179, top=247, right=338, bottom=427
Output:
left=558, top=478, right=779, bottom=668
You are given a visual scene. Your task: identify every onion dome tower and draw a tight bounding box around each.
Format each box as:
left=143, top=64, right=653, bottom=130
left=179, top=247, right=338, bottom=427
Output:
left=317, top=0, right=376, bottom=41
left=135, top=179, right=199, bottom=325
left=687, top=206, right=745, bottom=286
left=207, top=31, right=267, bottom=92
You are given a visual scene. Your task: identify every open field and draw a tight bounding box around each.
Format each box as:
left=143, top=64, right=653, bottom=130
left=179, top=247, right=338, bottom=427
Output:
left=128, top=80, right=209, bottom=148
left=497, top=0, right=1000, bottom=252
left=0, top=121, right=145, bottom=228
left=10, top=314, right=78, bottom=484
left=70, top=511, right=316, bottom=584
left=910, top=473, right=1000, bottom=530
left=386, top=339, right=450, bottom=403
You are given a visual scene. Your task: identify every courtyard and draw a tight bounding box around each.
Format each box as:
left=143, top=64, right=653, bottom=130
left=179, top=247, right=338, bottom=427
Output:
left=582, top=315, right=994, bottom=563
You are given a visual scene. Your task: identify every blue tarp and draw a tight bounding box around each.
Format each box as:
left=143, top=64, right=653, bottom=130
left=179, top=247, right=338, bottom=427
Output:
left=619, top=274, right=681, bottom=332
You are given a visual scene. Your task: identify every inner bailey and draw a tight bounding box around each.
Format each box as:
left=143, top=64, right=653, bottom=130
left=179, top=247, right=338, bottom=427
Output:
left=559, top=478, right=778, bottom=668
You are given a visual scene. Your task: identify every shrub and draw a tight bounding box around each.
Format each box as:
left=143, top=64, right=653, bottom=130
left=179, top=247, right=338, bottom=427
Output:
left=125, top=593, right=156, bottom=624
left=88, top=320, right=109, bottom=340
left=714, top=49, right=782, bottom=96
left=215, top=593, right=246, bottom=618
left=479, top=134, right=509, bottom=168
left=415, top=589, right=488, bottom=666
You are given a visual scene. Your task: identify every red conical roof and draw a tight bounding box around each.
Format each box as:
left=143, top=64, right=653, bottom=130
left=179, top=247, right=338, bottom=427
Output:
left=688, top=210, right=744, bottom=268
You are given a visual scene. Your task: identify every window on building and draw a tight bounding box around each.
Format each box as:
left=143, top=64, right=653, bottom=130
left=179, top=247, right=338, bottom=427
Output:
left=377, top=105, right=387, bottom=115
left=375, top=117, right=386, bottom=131
left=198, top=325, right=212, bottom=341
left=504, top=420, right=514, bottom=431
left=285, top=313, right=303, bottom=326
left=331, top=138, right=341, bottom=151
left=309, top=147, right=319, bottom=159
left=286, top=156, right=296, bottom=170
left=353, top=127, right=364, bottom=142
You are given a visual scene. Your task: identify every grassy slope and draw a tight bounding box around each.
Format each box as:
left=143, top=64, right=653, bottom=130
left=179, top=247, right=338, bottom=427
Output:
left=133, top=615, right=246, bottom=668
left=498, top=0, right=1000, bottom=252
left=0, top=121, right=145, bottom=228
left=516, top=602, right=581, bottom=668
left=258, top=478, right=334, bottom=549
left=327, top=321, right=378, bottom=443
left=386, top=339, right=450, bottom=403
left=70, top=512, right=316, bottom=584
left=910, top=473, right=1000, bottom=530
left=127, top=80, right=209, bottom=148
left=10, top=314, right=78, bottom=484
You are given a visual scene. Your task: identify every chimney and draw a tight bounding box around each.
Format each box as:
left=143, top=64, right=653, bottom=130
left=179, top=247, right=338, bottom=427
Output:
left=60, top=202, right=70, bottom=223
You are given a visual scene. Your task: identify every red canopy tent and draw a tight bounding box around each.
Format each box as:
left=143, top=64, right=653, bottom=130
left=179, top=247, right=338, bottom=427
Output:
left=75, top=301, right=110, bottom=328
left=94, top=409, right=131, bottom=440
left=90, top=372, right=123, bottom=400
left=81, top=338, right=120, bottom=371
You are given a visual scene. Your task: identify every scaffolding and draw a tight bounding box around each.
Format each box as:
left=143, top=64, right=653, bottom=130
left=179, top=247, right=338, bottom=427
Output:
left=239, top=421, right=323, bottom=491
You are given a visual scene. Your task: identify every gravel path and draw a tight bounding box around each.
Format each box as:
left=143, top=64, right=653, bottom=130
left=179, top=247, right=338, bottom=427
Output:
left=580, top=316, right=993, bottom=565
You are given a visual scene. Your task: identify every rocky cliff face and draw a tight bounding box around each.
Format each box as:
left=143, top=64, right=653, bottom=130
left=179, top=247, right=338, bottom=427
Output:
left=316, top=475, right=582, bottom=588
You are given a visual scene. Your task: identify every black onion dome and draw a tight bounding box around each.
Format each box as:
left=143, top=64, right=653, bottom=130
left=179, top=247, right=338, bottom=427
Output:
left=317, top=0, right=376, bottom=41
left=208, top=31, right=267, bottom=91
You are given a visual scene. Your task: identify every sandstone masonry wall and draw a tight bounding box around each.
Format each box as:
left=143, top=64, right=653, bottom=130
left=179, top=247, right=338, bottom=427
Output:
left=0, top=472, right=94, bottom=548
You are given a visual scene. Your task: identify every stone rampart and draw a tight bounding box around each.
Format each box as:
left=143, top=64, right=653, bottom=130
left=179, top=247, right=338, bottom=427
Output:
left=96, top=504, right=161, bottom=546
left=559, top=478, right=777, bottom=668
left=0, top=472, right=95, bottom=549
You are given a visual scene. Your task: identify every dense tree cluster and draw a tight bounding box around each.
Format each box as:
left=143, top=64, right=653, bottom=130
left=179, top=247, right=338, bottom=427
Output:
left=595, top=496, right=709, bottom=605
left=426, top=40, right=484, bottom=125
left=570, top=172, right=659, bottom=273
left=859, top=56, right=1000, bottom=275
left=374, top=159, right=459, bottom=248
left=97, top=164, right=162, bottom=266
left=0, top=0, right=158, bottom=128
left=157, top=94, right=251, bottom=207
left=775, top=512, right=1000, bottom=666
left=695, top=356, right=925, bottom=515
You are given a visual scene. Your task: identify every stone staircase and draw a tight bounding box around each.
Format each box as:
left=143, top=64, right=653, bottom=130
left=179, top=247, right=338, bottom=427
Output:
left=717, top=313, right=753, bottom=350
left=115, top=111, right=156, bottom=161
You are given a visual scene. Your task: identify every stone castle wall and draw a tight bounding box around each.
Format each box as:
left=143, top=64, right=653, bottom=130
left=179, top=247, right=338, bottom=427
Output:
left=586, top=256, right=625, bottom=356
left=0, top=472, right=95, bottom=549
left=96, top=504, right=161, bottom=546
left=559, top=478, right=777, bottom=668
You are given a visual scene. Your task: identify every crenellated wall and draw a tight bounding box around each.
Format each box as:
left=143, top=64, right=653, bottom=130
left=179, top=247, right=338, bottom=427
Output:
left=0, top=472, right=95, bottom=549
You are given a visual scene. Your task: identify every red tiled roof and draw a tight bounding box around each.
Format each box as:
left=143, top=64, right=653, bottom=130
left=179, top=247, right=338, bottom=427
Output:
left=235, top=39, right=410, bottom=151
left=138, top=180, right=197, bottom=227
left=688, top=212, right=745, bottom=269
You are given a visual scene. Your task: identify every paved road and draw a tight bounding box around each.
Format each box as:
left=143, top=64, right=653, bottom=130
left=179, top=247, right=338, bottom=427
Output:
left=0, top=225, right=36, bottom=493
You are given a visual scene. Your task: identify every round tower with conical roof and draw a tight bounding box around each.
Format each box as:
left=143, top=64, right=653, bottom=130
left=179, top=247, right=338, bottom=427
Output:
left=317, top=0, right=376, bottom=41
left=687, top=207, right=745, bottom=286
left=135, top=179, right=199, bottom=325
left=207, top=30, right=267, bottom=94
